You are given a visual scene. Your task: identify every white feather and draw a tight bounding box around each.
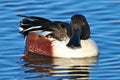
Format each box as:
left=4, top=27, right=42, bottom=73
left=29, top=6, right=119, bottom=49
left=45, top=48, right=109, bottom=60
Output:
left=18, top=26, right=24, bottom=31
left=23, top=26, right=42, bottom=32
left=33, top=30, right=53, bottom=37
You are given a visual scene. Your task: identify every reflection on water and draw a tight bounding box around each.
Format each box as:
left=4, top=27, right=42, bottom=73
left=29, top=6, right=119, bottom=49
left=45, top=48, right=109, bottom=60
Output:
left=21, top=53, right=97, bottom=80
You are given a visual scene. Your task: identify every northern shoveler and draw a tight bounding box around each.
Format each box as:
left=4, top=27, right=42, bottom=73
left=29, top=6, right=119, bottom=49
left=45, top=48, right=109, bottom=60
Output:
left=17, top=14, right=98, bottom=58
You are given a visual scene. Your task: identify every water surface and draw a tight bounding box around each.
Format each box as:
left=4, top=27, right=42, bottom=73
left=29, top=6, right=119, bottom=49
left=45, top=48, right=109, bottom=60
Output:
left=0, top=0, right=120, bottom=80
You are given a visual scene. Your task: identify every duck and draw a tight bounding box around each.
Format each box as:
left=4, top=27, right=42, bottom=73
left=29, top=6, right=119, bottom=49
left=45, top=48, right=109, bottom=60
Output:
left=17, top=14, right=98, bottom=58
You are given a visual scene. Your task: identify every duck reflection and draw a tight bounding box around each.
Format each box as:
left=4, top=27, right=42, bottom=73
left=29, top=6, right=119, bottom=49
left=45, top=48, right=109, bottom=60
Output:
left=21, top=52, right=97, bottom=80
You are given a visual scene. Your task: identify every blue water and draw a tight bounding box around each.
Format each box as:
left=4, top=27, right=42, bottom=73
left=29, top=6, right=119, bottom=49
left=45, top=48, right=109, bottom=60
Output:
left=0, top=0, right=120, bottom=80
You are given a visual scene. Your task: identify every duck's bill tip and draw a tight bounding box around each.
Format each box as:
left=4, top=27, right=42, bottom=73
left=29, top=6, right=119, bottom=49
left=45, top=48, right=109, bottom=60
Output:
left=66, top=43, right=81, bottom=48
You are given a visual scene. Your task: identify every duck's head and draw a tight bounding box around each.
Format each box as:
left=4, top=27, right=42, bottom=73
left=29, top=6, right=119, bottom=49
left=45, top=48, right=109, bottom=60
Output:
left=66, top=14, right=90, bottom=48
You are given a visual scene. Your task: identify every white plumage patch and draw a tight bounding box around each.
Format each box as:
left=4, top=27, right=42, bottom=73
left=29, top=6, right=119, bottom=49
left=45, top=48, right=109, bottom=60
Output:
left=23, top=26, right=42, bottom=32
left=18, top=23, right=26, bottom=31
left=52, top=38, right=98, bottom=58
left=18, top=26, right=24, bottom=31
left=33, top=30, right=53, bottom=37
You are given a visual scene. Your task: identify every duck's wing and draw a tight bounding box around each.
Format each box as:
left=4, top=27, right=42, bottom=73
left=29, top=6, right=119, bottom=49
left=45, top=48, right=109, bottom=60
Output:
left=17, top=15, right=70, bottom=41
left=18, top=18, right=42, bottom=34
left=17, top=15, right=52, bottom=34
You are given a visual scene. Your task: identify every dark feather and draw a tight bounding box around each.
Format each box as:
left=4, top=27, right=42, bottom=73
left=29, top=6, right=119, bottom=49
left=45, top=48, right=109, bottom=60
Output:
left=17, top=14, right=51, bottom=23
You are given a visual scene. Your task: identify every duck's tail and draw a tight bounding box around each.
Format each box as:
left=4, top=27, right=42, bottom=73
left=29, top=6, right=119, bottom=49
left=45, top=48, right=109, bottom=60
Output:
left=17, top=14, right=51, bottom=35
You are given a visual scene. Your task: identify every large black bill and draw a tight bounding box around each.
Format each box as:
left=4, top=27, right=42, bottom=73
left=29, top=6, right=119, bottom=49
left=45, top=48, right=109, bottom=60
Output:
left=66, top=29, right=81, bottom=48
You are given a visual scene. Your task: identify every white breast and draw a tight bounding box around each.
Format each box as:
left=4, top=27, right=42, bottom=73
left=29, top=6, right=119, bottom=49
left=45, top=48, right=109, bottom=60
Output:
left=52, top=38, right=98, bottom=58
